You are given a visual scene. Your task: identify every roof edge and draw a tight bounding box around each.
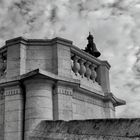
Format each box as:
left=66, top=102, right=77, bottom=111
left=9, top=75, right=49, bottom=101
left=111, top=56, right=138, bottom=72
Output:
left=5, top=36, right=73, bottom=47
left=105, top=92, right=126, bottom=106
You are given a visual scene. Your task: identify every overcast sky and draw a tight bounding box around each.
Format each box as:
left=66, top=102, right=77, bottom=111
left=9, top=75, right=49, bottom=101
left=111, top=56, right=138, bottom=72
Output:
left=0, top=0, right=140, bottom=117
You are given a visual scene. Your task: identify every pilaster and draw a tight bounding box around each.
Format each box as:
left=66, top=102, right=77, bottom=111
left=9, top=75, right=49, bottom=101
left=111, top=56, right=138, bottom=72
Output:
left=4, top=85, right=23, bottom=140
left=53, top=85, right=73, bottom=120
left=104, top=101, right=115, bottom=118
left=23, top=78, right=53, bottom=140
left=0, top=89, right=4, bottom=140
left=6, top=42, right=27, bottom=78
left=51, top=39, right=72, bottom=78
left=96, top=61, right=111, bottom=94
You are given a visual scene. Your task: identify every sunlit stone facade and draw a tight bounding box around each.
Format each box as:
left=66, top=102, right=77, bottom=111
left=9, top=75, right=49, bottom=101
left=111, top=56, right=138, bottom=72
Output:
left=0, top=37, right=125, bottom=140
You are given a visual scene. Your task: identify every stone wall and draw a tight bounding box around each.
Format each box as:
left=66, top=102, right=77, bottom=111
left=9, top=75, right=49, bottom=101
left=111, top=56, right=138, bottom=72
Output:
left=26, top=45, right=53, bottom=73
left=53, top=85, right=115, bottom=120
left=30, top=119, right=140, bottom=140
left=0, top=91, right=4, bottom=140
left=72, top=91, right=107, bottom=119
left=4, top=85, right=23, bottom=140
left=24, top=78, right=53, bottom=140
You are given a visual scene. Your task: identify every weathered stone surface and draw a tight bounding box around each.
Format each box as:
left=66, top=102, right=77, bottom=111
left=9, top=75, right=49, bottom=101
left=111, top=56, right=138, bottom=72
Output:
left=31, top=119, right=140, bottom=140
left=24, top=78, right=53, bottom=139
left=53, top=85, right=73, bottom=120
left=0, top=97, right=4, bottom=140
left=4, top=85, right=23, bottom=140
left=0, top=37, right=126, bottom=140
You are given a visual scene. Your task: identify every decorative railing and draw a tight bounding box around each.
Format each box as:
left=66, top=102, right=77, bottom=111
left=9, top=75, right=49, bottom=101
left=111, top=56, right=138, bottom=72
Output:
left=71, top=45, right=101, bottom=84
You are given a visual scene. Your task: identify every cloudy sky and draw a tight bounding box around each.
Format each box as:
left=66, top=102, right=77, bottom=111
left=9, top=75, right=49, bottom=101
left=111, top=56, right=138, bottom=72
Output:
left=0, top=0, right=140, bottom=117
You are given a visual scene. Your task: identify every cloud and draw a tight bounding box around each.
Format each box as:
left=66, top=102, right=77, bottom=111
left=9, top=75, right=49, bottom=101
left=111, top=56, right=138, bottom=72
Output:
left=0, top=0, right=140, bottom=117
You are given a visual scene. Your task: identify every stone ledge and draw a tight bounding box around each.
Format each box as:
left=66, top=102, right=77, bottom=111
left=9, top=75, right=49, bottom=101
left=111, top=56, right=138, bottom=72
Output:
left=0, top=69, right=125, bottom=107
left=31, top=119, right=140, bottom=140
left=5, top=36, right=73, bottom=47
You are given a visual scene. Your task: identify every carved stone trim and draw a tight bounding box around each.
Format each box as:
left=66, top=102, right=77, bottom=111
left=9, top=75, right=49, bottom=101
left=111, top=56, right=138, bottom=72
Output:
left=54, top=87, right=73, bottom=96
left=73, top=92, right=115, bottom=110
left=73, top=92, right=106, bottom=107
left=4, top=88, right=22, bottom=96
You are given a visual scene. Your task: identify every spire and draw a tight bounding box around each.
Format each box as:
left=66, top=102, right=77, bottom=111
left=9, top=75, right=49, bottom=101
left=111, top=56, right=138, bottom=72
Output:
left=84, top=32, right=101, bottom=58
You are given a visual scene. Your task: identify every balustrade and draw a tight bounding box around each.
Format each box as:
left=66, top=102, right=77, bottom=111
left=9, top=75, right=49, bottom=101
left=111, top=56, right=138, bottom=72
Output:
left=71, top=53, right=98, bottom=83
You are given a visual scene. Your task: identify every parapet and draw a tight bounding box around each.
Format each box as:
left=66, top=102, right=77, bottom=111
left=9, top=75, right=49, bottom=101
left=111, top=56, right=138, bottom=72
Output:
left=31, top=119, right=140, bottom=140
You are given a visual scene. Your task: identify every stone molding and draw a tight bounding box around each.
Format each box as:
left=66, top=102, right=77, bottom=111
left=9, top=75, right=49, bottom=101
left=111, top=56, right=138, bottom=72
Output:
left=4, top=88, right=22, bottom=96
left=6, top=37, right=72, bottom=47
left=54, top=87, right=73, bottom=96
left=73, top=92, right=104, bottom=107
left=73, top=92, right=114, bottom=110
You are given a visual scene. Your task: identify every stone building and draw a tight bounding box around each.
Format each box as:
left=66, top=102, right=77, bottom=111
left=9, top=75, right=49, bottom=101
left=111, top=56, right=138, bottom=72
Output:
left=0, top=35, right=125, bottom=140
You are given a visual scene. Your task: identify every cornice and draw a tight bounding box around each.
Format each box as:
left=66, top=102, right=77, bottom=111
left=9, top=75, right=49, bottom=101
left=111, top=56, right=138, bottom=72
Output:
left=101, top=60, right=111, bottom=69
left=104, top=92, right=126, bottom=106
left=4, top=87, right=22, bottom=96
left=0, top=69, right=125, bottom=106
left=5, top=36, right=73, bottom=47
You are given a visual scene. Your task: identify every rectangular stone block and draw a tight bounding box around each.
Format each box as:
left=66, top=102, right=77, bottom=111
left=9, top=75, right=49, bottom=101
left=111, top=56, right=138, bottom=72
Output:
left=27, top=49, right=52, bottom=59
left=73, top=114, right=85, bottom=120
left=7, top=60, right=20, bottom=70
left=26, top=96, right=52, bottom=108
left=5, top=94, right=22, bottom=101
left=6, top=69, right=20, bottom=78
left=5, top=110, right=23, bottom=122
left=58, top=109, right=73, bottom=120
left=4, top=131, right=22, bottom=140
left=20, top=45, right=26, bottom=74
left=5, top=99, right=23, bottom=112
left=72, top=97, right=106, bottom=119
left=4, top=120, right=22, bottom=132
left=27, top=45, right=52, bottom=50
left=25, top=82, right=52, bottom=91
left=25, top=107, right=53, bottom=119
left=26, top=89, right=52, bottom=98
left=26, top=59, right=53, bottom=71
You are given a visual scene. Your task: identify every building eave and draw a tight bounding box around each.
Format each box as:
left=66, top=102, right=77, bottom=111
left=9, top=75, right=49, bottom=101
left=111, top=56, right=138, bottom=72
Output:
left=104, top=92, right=126, bottom=107
left=5, top=36, right=73, bottom=47
left=0, top=69, right=126, bottom=107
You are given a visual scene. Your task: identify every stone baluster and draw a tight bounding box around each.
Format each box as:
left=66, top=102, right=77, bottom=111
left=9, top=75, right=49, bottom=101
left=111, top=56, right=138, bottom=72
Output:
left=71, top=53, right=74, bottom=69
left=72, top=55, right=80, bottom=75
left=85, top=61, right=91, bottom=80
left=78, top=59, right=86, bottom=78
left=90, top=64, right=97, bottom=82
